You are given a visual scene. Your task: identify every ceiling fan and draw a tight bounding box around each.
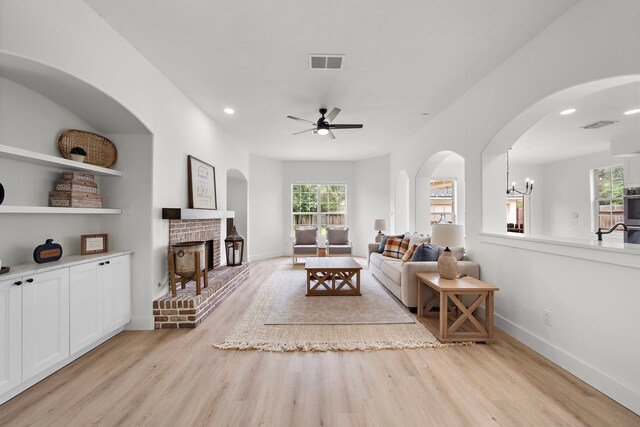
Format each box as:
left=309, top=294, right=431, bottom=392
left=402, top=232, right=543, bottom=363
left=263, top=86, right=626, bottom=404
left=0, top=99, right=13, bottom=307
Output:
left=286, top=107, right=363, bottom=139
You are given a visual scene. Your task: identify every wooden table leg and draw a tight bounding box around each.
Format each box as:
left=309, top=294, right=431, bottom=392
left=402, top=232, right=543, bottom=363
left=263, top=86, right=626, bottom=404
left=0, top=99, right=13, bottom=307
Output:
left=439, top=290, right=447, bottom=340
left=486, top=291, right=494, bottom=339
left=356, top=269, right=361, bottom=295
left=417, top=279, right=424, bottom=318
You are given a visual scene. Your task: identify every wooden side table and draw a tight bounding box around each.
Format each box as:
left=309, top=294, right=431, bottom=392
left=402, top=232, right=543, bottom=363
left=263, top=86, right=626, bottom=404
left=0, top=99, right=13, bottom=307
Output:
left=416, top=272, right=499, bottom=343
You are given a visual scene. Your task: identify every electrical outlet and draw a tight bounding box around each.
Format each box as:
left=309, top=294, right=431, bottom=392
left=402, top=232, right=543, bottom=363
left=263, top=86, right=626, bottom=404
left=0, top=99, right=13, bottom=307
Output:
left=543, top=310, right=553, bottom=326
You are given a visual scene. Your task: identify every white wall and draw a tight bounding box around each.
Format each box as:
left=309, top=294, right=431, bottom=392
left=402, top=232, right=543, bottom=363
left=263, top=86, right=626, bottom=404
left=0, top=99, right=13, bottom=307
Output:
left=227, top=171, right=248, bottom=261
left=387, top=0, right=640, bottom=413
left=0, top=0, right=249, bottom=329
left=248, top=155, right=283, bottom=261
left=393, top=170, right=410, bottom=233
left=539, top=150, right=623, bottom=239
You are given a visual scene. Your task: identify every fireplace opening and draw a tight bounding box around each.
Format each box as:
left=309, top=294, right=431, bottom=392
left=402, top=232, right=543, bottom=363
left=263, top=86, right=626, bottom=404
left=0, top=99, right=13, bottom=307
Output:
left=205, top=239, right=215, bottom=271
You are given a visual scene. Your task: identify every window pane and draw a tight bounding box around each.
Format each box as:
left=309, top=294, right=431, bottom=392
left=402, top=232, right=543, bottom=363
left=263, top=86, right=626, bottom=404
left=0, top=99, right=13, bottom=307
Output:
left=430, top=180, right=454, bottom=225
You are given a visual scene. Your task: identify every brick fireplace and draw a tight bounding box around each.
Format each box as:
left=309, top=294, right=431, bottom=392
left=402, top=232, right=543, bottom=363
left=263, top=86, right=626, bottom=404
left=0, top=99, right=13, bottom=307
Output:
left=155, top=209, right=249, bottom=329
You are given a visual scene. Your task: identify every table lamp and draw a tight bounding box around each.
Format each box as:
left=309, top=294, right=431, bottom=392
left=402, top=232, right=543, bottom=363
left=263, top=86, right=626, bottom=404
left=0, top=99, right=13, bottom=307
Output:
left=430, top=223, right=464, bottom=279
left=373, top=219, right=387, bottom=243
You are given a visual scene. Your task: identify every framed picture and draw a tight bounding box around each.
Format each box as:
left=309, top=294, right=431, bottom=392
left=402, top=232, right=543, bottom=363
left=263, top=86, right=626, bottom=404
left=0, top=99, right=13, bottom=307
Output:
left=188, top=155, right=217, bottom=210
left=81, top=234, right=109, bottom=255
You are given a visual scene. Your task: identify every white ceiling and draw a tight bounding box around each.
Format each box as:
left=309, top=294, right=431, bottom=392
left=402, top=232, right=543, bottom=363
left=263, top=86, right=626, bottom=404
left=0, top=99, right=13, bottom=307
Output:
left=85, top=0, right=576, bottom=161
left=510, top=81, right=640, bottom=164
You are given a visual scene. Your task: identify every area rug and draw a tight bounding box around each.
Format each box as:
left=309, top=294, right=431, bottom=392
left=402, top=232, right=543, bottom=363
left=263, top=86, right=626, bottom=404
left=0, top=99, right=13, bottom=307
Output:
left=213, top=261, right=455, bottom=352
left=265, top=266, right=413, bottom=325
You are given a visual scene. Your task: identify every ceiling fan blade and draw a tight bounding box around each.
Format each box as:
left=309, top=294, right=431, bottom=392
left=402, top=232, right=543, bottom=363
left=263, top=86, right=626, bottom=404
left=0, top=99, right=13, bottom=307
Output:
left=330, top=124, right=363, bottom=129
left=327, top=130, right=336, bottom=140
left=286, top=115, right=316, bottom=125
left=292, top=128, right=315, bottom=135
left=325, top=107, right=341, bottom=123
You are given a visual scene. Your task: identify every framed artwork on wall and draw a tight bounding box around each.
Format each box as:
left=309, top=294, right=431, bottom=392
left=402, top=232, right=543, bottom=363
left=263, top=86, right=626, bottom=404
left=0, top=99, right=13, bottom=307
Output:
left=81, top=233, right=109, bottom=255
left=188, top=155, right=217, bottom=210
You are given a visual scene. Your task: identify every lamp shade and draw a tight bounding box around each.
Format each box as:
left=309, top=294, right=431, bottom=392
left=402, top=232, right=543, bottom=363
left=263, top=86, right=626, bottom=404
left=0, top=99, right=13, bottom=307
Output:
left=431, top=224, right=464, bottom=248
left=373, top=219, right=387, bottom=231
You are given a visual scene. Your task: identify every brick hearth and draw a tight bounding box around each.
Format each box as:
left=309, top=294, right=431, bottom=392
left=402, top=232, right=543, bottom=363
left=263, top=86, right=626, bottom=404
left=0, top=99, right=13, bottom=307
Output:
left=168, top=218, right=222, bottom=269
left=154, top=264, right=249, bottom=328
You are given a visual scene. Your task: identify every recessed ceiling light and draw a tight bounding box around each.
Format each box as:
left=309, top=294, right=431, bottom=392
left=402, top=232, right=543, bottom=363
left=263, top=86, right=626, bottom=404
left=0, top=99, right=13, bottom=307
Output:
left=560, top=109, right=576, bottom=115
left=223, top=108, right=235, bottom=114
left=624, top=108, right=640, bottom=115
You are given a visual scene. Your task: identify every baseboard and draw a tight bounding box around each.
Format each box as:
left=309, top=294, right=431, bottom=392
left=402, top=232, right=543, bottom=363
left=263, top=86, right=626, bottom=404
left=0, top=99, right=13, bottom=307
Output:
left=492, top=311, right=640, bottom=416
left=248, top=251, right=283, bottom=262
left=127, top=315, right=154, bottom=330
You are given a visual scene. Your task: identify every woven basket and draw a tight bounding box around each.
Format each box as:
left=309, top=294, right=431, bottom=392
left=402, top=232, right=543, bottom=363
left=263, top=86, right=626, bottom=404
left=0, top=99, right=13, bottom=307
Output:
left=58, top=129, right=118, bottom=168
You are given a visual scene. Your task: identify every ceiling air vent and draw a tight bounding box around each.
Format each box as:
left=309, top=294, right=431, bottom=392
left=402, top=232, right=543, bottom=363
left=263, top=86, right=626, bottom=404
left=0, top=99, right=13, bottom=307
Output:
left=309, top=54, right=344, bottom=70
left=581, top=120, right=618, bottom=129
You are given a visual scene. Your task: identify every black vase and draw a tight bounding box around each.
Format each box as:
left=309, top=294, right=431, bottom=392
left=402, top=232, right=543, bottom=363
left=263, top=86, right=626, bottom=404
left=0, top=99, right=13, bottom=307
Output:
left=0, top=182, right=4, bottom=205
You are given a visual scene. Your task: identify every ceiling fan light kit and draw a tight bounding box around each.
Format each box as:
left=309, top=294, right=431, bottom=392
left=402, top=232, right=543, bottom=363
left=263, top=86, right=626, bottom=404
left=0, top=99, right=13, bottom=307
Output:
left=287, top=107, right=363, bottom=140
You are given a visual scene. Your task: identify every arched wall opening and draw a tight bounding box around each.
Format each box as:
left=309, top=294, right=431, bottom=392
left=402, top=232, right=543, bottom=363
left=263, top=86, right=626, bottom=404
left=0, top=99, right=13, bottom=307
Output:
left=226, top=168, right=248, bottom=261
left=394, top=170, right=410, bottom=233
left=482, top=75, right=640, bottom=235
left=415, top=151, right=465, bottom=236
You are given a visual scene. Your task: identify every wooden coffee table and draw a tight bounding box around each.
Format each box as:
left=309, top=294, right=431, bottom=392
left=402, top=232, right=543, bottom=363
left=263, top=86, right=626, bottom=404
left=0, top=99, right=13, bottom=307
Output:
left=416, top=272, right=499, bottom=343
left=304, top=257, right=362, bottom=296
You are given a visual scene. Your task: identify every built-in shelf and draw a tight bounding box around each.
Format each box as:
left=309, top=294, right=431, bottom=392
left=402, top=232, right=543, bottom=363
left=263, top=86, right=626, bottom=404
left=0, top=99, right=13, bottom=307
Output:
left=0, top=206, right=122, bottom=215
left=0, top=143, right=122, bottom=177
left=162, top=208, right=235, bottom=220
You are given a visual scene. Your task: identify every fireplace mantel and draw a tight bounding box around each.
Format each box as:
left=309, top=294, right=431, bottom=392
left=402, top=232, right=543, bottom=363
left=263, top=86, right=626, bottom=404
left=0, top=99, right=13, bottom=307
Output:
left=162, top=208, right=235, bottom=220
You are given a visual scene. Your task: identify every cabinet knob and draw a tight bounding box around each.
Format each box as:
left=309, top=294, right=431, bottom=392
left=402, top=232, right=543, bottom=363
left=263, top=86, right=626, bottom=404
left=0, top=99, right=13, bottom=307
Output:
left=99, top=262, right=105, bottom=266
left=14, top=281, right=22, bottom=286
left=105, top=261, right=110, bottom=265
left=26, top=278, right=34, bottom=283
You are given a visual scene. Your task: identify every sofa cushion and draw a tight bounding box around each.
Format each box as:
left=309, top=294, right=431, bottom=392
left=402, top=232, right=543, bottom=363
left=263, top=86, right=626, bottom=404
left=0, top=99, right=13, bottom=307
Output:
left=327, top=244, right=352, bottom=255
left=326, top=228, right=349, bottom=245
left=295, top=228, right=317, bottom=245
left=381, top=261, right=402, bottom=284
left=293, top=244, right=317, bottom=255
left=382, top=236, right=410, bottom=259
left=412, top=243, right=440, bottom=262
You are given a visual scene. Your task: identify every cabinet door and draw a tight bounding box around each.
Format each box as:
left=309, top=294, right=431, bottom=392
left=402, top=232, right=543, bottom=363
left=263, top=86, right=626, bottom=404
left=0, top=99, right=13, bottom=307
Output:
left=70, top=262, right=103, bottom=355
left=625, top=156, right=640, bottom=187
left=103, top=255, right=131, bottom=333
left=22, top=268, right=70, bottom=381
left=0, top=278, right=21, bottom=395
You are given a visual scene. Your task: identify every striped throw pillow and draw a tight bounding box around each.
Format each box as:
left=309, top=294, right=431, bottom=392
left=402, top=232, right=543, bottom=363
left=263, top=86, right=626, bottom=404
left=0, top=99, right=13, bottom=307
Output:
left=401, top=243, right=418, bottom=263
left=382, top=236, right=410, bottom=259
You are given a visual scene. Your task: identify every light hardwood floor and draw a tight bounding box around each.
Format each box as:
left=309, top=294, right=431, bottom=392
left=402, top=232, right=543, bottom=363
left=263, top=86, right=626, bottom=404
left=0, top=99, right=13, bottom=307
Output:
left=0, top=257, right=638, bottom=426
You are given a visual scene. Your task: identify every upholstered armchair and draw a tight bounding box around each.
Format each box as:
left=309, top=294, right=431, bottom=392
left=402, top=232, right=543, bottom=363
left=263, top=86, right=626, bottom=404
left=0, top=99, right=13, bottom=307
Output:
left=292, top=227, right=318, bottom=264
left=326, top=228, right=352, bottom=256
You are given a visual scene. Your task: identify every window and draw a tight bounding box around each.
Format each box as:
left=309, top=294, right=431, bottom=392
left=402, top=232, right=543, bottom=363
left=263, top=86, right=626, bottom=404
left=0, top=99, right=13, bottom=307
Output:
left=429, top=179, right=455, bottom=224
left=593, top=165, right=624, bottom=230
left=292, top=184, right=347, bottom=235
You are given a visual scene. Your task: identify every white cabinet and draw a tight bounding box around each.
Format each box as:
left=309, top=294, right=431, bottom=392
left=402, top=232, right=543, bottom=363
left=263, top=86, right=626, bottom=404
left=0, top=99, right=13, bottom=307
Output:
left=69, top=254, right=131, bottom=354
left=21, top=269, right=70, bottom=381
left=0, top=278, right=22, bottom=395
left=102, top=255, right=131, bottom=332
left=625, top=155, right=640, bottom=187
left=70, top=262, right=103, bottom=354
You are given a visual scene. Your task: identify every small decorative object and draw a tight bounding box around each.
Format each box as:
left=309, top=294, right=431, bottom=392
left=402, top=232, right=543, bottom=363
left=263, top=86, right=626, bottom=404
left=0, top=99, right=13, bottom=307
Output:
left=55, top=177, right=97, bottom=194
left=33, top=239, right=63, bottom=263
left=373, top=219, right=387, bottom=243
left=0, top=267, right=9, bottom=275
left=62, top=171, right=95, bottom=182
left=430, top=223, right=464, bottom=280
left=169, top=241, right=208, bottom=297
left=69, top=146, right=87, bottom=162
left=58, top=129, right=118, bottom=168
left=225, top=226, right=245, bottom=266
left=50, top=171, right=102, bottom=208
left=0, top=182, right=4, bottom=205
left=188, top=155, right=217, bottom=210
left=81, top=234, right=109, bottom=255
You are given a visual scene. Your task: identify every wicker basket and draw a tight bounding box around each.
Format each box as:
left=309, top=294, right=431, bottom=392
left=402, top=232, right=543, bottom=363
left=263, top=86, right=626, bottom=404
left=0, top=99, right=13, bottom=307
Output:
left=49, top=191, right=103, bottom=208
left=62, top=171, right=95, bottom=183
left=58, top=130, right=118, bottom=168
left=55, top=179, right=98, bottom=194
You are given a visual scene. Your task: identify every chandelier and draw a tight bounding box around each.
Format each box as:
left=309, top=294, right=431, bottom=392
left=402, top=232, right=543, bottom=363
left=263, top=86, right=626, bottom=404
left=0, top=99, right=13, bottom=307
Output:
left=506, top=149, right=534, bottom=196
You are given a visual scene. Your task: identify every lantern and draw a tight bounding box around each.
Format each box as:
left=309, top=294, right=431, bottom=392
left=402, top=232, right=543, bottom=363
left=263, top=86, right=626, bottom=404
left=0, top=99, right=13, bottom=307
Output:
left=224, top=226, right=245, bottom=266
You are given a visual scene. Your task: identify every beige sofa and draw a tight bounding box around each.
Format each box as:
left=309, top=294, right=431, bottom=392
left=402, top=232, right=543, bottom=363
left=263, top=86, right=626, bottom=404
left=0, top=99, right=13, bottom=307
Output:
left=367, top=243, right=480, bottom=312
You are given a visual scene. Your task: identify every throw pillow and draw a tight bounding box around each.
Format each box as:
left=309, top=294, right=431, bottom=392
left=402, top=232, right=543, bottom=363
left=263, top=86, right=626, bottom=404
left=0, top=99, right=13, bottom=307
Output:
left=408, top=233, right=430, bottom=248
left=295, top=228, right=317, bottom=245
left=377, top=233, right=404, bottom=253
left=401, top=243, right=418, bottom=263
left=382, top=236, right=410, bottom=259
left=412, top=243, right=440, bottom=262
left=327, top=228, right=349, bottom=245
